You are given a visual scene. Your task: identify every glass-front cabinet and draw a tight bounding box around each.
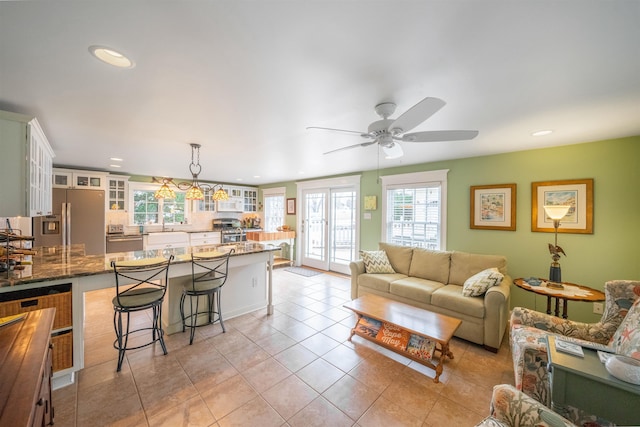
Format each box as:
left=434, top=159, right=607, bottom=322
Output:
left=243, top=189, right=258, bottom=212
left=107, top=176, right=129, bottom=211
left=53, top=168, right=106, bottom=190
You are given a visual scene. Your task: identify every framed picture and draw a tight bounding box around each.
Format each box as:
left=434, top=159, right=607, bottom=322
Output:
left=286, top=198, right=296, bottom=215
left=470, top=184, right=517, bottom=231
left=531, top=178, right=593, bottom=234
left=364, top=196, right=377, bottom=211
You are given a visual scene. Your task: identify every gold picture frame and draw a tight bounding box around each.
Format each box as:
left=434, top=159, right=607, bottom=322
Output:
left=470, top=184, right=517, bottom=231
left=531, top=178, right=594, bottom=234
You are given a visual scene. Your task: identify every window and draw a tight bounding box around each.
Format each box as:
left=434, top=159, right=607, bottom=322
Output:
left=262, top=187, right=285, bottom=232
left=130, top=183, right=188, bottom=225
left=381, top=170, right=448, bottom=250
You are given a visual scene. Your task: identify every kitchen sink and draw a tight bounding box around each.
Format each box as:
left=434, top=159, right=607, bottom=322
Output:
left=146, top=231, right=189, bottom=249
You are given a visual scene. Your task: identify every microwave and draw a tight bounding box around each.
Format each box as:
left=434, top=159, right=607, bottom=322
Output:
left=216, top=198, right=244, bottom=212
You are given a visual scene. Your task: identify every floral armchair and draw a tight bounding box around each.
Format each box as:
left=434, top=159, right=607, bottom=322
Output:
left=476, top=384, right=576, bottom=427
left=510, top=279, right=640, bottom=426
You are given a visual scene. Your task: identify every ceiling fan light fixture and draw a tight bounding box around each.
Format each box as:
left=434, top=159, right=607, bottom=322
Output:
left=382, top=143, right=403, bottom=159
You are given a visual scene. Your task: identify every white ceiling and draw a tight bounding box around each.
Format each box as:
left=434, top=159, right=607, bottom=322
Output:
left=1, top=1, right=639, bottom=186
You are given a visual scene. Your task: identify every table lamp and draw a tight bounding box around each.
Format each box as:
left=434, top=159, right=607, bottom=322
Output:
left=544, top=205, right=571, bottom=283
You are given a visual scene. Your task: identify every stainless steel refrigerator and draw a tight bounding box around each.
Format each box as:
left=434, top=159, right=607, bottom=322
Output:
left=33, top=188, right=105, bottom=255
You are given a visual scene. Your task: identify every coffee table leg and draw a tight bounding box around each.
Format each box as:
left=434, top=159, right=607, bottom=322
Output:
left=348, top=314, right=362, bottom=342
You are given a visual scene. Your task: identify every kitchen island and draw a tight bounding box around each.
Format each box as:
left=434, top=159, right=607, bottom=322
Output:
left=0, top=242, right=278, bottom=389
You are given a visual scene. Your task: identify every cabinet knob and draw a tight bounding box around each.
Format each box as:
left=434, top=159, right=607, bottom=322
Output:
left=37, top=398, right=44, bottom=406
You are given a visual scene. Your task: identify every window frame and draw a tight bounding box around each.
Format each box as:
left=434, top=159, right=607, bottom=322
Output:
left=262, top=186, right=286, bottom=232
left=380, top=169, right=449, bottom=250
left=128, top=182, right=192, bottom=226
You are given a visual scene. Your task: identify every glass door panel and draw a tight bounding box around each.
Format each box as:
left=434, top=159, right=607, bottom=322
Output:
left=302, top=191, right=327, bottom=269
left=329, top=190, right=356, bottom=274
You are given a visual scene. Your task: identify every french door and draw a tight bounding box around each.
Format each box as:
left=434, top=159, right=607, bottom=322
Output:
left=300, top=186, right=357, bottom=274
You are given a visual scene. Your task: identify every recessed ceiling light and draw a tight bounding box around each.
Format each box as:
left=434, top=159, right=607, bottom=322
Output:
left=532, top=130, right=553, bottom=137
left=109, top=164, right=122, bottom=168
left=110, top=157, right=123, bottom=162
left=253, top=175, right=261, bottom=179
left=236, top=178, right=243, bottom=182
left=89, top=45, right=134, bottom=68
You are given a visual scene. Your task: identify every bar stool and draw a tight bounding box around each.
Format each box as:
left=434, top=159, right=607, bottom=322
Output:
left=111, top=255, right=173, bottom=371
left=180, top=249, right=234, bottom=344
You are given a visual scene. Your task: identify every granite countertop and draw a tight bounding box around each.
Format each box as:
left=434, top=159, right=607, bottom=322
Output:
left=0, top=242, right=277, bottom=289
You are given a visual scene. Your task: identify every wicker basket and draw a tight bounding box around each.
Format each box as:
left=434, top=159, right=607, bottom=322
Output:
left=0, top=285, right=72, bottom=330
left=51, top=330, right=73, bottom=372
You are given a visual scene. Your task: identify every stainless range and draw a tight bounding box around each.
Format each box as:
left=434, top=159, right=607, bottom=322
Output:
left=213, top=218, right=246, bottom=243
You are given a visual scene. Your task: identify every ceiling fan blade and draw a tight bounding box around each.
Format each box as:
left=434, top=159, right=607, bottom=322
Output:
left=323, top=140, right=376, bottom=155
left=306, top=126, right=369, bottom=138
left=388, top=97, right=446, bottom=134
left=400, top=130, right=479, bottom=142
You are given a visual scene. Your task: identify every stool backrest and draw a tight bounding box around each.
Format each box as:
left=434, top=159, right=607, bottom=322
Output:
left=111, top=256, right=174, bottom=305
left=190, top=249, right=234, bottom=291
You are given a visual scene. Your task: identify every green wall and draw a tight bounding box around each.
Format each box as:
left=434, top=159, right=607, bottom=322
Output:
left=262, top=136, right=640, bottom=323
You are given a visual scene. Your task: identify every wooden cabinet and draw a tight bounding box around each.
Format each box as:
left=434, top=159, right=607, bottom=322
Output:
left=0, top=110, right=55, bottom=217
left=53, top=168, right=106, bottom=190
left=107, top=175, right=129, bottom=211
left=0, top=308, right=55, bottom=427
left=0, top=283, right=73, bottom=373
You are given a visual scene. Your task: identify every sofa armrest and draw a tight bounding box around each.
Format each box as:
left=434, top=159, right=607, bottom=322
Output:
left=350, top=260, right=365, bottom=300
left=483, top=275, right=511, bottom=350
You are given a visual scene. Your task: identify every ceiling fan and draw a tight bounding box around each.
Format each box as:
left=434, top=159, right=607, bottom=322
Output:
left=308, top=97, right=478, bottom=159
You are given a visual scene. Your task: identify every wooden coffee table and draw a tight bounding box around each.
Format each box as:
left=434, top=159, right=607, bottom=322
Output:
left=343, top=293, right=461, bottom=383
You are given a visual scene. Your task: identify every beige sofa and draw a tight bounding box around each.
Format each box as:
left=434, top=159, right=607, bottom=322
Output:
left=349, top=243, right=511, bottom=351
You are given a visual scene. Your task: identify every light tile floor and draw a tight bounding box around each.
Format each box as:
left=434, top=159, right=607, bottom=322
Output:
left=53, top=268, right=514, bottom=426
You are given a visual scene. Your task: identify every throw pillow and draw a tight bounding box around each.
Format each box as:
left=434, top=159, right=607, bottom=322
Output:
left=611, top=297, right=640, bottom=360
left=462, top=267, right=504, bottom=297
left=360, top=250, right=395, bottom=274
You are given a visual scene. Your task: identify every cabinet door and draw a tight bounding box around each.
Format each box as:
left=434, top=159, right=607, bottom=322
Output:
left=74, top=173, right=103, bottom=189
left=28, top=119, right=53, bottom=216
left=53, top=171, right=73, bottom=188
left=243, top=189, right=257, bottom=212
left=107, top=177, right=128, bottom=211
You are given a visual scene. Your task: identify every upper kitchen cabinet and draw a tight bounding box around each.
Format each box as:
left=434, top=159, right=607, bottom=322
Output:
left=107, top=175, right=129, bottom=211
left=0, top=110, right=55, bottom=217
left=243, top=189, right=258, bottom=212
left=53, top=168, right=106, bottom=190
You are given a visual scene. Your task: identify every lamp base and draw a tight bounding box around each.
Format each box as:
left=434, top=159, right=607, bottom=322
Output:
left=549, top=265, right=562, bottom=283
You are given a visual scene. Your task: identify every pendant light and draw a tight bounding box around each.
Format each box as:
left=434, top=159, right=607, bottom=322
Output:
left=153, top=143, right=229, bottom=201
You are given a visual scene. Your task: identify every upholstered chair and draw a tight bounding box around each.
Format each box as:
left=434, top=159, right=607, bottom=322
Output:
left=510, top=279, right=640, bottom=426
left=475, top=384, right=576, bottom=427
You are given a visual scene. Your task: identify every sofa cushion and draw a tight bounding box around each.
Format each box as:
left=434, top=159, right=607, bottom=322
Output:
left=358, top=273, right=407, bottom=294
left=408, top=248, right=451, bottom=284
left=390, top=277, right=445, bottom=304
left=462, top=267, right=504, bottom=297
left=360, top=250, right=395, bottom=273
left=432, top=285, right=485, bottom=318
left=449, top=251, right=507, bottom=286
left=611, top=297, right=640, bottom=360
left=379, top=242, right=413, bottom=276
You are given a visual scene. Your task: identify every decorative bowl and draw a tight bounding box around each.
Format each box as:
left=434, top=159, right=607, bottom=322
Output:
left=605, top=354, right=640, bottom=385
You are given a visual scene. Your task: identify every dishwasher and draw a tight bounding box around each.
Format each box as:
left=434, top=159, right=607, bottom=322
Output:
left=106, top=225, right=144, bottom=253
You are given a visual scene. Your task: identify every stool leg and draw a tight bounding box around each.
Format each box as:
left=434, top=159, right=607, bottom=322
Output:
left=180, top=292, right=187, bottom=333
left=189, top=294, right=200, bottom=345
left=155, top=303, right=168, bottom=355
left=216, top=290, right=225, bottom=333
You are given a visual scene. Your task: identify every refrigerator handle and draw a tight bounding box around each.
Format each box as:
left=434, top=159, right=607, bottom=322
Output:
left=66, top=202, right=72, bottom=247
left=61, top=203, right=67, bottom=246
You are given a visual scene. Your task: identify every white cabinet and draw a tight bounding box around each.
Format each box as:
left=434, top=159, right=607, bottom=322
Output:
left=0, top=110, right=55, bottom=217
left=53, top=168, right=106, bottom=190
left=190, top=231, right=221, bottom=246
left=243, top=189, right=258, bottom=212
left=107, top=176, right=129, bottom=211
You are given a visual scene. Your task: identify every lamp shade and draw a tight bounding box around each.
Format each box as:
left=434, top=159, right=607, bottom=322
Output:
left=154, top=183, right=176, bottom=199
left=212, top=187, right=229, bottom=201
left=543, top=205, right=571, bottom=220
